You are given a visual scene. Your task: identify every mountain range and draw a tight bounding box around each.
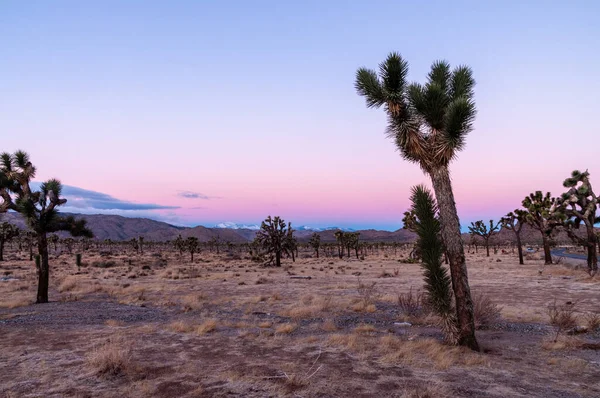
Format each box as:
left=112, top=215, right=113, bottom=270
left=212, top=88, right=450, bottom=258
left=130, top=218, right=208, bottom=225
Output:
left=0, top=212, right=412, bottom=243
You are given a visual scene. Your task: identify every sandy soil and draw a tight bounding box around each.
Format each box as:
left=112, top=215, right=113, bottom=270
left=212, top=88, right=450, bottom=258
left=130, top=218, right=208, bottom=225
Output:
left=1, top=245, right=599, bottom=397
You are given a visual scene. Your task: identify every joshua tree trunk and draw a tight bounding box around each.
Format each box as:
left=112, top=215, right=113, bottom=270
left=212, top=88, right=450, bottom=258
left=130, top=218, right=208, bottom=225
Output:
left=586, top=230, right=598, bottom=275
left=542, top=235, right=552, bottom=265
left=516, top=234, right=524, bottom=265
left=430, top=166, right=479, bottom=351
left=275, top=250, right=281, bottom=267
left=485, top=240, right=490, bottom=257
left=0, top=240, right=4, bottom=261
left=190, top=251, right=194, bottom=262
left=36, top=233, right=50, bottom=303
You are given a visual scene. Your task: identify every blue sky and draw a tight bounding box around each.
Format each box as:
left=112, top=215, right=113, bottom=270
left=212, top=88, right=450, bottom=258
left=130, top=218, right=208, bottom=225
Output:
left=1, top=1, right=599, bottom=230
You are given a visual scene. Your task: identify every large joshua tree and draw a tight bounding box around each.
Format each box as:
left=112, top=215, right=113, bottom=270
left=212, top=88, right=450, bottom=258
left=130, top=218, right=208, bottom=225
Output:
left=500, top=210, right=528, bottom=265
left=255, top=216, right=290, bottom=267
left=554, top=170, right=599, bottom=275
left=522, top=191, right=560, bottom=265
left=356, top=53, right=479, bottom=350
left=0, top=151, right=93, bottom=303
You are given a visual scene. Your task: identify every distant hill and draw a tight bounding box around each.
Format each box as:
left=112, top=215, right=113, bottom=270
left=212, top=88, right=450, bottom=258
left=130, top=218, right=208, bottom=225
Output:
left=0, top=212, right=416, bottom=243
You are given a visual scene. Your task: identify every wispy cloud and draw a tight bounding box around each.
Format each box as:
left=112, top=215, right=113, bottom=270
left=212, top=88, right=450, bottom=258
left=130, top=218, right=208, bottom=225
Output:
left=176, top=190, right=221, bottom=200
left=31, top=183, right=179, bottom=211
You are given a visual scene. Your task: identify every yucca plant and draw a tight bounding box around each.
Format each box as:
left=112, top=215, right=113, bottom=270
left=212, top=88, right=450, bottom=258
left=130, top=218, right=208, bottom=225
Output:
left=0, top=150, right=93, bottom=303
left=408, top=185, right=458, bottom=344
left=356, top=54, right=478, bottom=350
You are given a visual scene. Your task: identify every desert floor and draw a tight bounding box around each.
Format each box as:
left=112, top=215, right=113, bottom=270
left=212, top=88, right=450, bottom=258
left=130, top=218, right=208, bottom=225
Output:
left=1, top=246, right=600, bottom=398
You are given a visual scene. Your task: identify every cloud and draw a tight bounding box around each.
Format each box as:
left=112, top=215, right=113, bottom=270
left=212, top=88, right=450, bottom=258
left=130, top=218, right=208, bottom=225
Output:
left=31, top=183, right=179, bottom=211
left=176, top=190, right=221, bottom=200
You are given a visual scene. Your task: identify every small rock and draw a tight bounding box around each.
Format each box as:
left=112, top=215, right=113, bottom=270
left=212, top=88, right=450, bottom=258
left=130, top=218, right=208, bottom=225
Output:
left=394, top=322, right=412, bottom=327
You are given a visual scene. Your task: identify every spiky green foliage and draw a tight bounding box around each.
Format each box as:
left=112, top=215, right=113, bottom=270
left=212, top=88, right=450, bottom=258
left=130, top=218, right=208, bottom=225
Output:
left=255, top=216, right=291, bottom=267
left=468, top=220, right=500, bottom=257
left=0, top=222, right=19, bottom=261
left=356, top=54, right=476, bottom=172
left=554, top=170, right=599, bottom=275
left=174, top=234, right=185, bottom=255
left=408, top=185, right=458, bottom=344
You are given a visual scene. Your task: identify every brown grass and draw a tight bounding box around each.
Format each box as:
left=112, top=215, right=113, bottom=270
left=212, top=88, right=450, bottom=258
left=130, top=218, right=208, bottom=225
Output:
left=275, top=323, right=297, bottom=334
left=86, top=338, right=133, bottom=377
left=196, top=319, right=218, bottom=334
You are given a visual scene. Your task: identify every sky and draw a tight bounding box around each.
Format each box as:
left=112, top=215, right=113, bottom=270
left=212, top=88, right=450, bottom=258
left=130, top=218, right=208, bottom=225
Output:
left=1, top=1, right=599, bottom=231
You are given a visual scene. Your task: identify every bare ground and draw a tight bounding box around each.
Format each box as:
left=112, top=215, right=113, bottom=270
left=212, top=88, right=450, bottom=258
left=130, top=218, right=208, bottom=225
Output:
left=1, top=247, right=600, bottom=397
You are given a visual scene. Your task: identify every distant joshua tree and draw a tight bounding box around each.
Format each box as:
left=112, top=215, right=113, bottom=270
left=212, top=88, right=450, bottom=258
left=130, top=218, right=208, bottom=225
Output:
left=468, top=220, right=500, bottom=257
left=356, top=53, right=479, bottom=350
left=48, top=234, right=59, bottom=253
left=554, top=170, right=599, bottom=275
left=0, top=151, right=92, bottom=303
left=522, top=191, right=561, bottom=265
left=174, top=234, right=185, bottom=256
left=500, top=210, right=528, bottom=265
left=255, top=216, right=291, bottom=267
left=186, top=236, right=200, bottom=262
left=0, top=222, right=19, bottom=261
left=309, top=233, right=321, bottom=258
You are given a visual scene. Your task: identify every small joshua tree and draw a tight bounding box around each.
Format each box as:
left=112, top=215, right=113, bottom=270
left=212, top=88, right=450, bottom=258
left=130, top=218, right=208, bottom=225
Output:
left=309, top=233, right=321, bottom=258
left=186, top=236, right=200, bottom=262
left=554, top=170, right=599, bottom=275
left=334, top=230, right=345, bottom=259
left=500, top=210, right=528, bottom=265
left=522, top=191, right=561, bottom=265
left=0, top=151, right=93, bottom=303
left=468, top=220, right=500, bottom=257
left=284, top=222, right=298, bottom=262
left=0, top=222, right=19, bottom=261
left=48, top=233, right=59, bottom=253
left=255, top=216, right=290, bottom=267
left=174, top=234, right=185, bottom=256
left=407, top=185, right=458, bottom=344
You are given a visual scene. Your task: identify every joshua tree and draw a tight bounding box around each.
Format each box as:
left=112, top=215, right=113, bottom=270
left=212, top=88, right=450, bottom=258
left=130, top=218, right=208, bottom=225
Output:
left=554, top=170, right=599, bottom=275
left=468, top=220, right=500, bottom=257
left=407, top=185, right=457, bottom=343
left=284, top=222, right=298, bottom=262
left=255, top=216, right=290, bottom=267
left=334, top=230, right=345, bottom=259
left=356, top=54, right=479, bottom=350
left=0, top=222, right=19, bottom=261
left=186, top=236, right=200, bottom=262
left=500, top=210, right=528, bottom=265
left=174, top=234, right=185, bottom=256
left=309, top=233, right=321, bottom=258
left=138, top=236, right=144, bottom=255
left=48, top=233, right=59, bottom=253
left=347, top=232, right=361, bottom=259
left=522, top=191, right=561, bottom=265
left=0, top=151, right=92, bottom=303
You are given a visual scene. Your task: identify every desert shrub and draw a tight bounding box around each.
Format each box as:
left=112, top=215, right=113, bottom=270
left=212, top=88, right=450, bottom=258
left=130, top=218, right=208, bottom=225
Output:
left=584, top=311, right=600, bottom=332
left=93, top=260, right=117, bottom=268
left=548, top=300, right=578, bottom=341
left=356, top=279, right=380, bottom=310
left=87, top=338, right=133, bottom=377
left=473, top=294, right=502, bottom=329
left=398, top=288, right=426, bottom=317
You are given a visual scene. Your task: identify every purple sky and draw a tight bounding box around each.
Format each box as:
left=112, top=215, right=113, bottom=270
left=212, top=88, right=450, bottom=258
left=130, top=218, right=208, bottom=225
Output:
left=2, top=1, right=599, bottom=230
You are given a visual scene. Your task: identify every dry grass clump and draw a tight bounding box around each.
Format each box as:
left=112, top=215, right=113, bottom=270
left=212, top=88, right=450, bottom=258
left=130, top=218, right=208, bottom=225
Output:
left=400, top=383, right=450, bottom=398
left=321, top=319, right=337, bottom=332
left=105, top=319, right=124, bottom=327
left=282, top=295, right=335, bottom=319
left=196, top=319, right=218, bottom=335
left=58, top=275, right=79, bottom=292
left=168, top=320, right=195, bottom=333
left=258, top=321, right=273, bottom=328
left=548, top=299, right=578, bottom=341
left=275, top=323, right=297, bottom=334
left=353, top=323, right=377, bottom=334
left=473, top=293, right=502, bottom=329
left=0, top=297, right=31, bottom=309
left=541, top=335, right=585, bottom=351
left=87, top=338, right=133, bottom=377
left=182, top=293, right=207, bottom=311
left=584, top=311, right=600, bottom=332
left=398, top=288, right=426, bottom=317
